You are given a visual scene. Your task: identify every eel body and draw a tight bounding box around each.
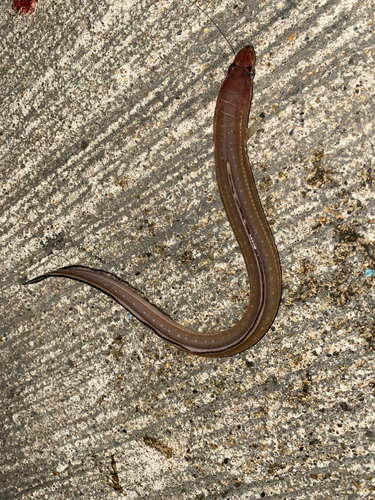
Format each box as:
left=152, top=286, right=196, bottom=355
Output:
left=26, top=46, right=281, bottom=357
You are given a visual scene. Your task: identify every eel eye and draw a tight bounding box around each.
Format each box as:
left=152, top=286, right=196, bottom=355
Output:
left=227, top=63, right=236, bottom=74
left=245, top=66, right=255, bottom=78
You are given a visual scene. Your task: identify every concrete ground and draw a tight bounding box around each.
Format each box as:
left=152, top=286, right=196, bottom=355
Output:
left=1, top=0, right=374, bottom=498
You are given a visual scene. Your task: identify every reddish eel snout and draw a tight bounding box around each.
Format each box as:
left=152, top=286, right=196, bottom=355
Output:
left=25, top=46, right=282, bottom=357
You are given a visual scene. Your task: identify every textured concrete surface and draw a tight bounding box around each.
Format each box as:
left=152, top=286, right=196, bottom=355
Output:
left=1, top=0, right=374, bottom=499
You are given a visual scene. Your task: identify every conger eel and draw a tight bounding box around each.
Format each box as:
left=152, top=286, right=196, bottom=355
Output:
left=25, top=46, right=282, bottom=357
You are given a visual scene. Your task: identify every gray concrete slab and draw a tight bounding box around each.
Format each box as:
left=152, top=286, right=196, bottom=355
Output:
left=1, top=0, right=374, bottom=498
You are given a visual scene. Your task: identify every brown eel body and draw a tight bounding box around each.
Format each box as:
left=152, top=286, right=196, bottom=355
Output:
left=25, top=46, right=282, bottom=357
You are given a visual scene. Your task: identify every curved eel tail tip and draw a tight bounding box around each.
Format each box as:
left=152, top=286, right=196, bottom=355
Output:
left=23, top=274, right=48, bottom=285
